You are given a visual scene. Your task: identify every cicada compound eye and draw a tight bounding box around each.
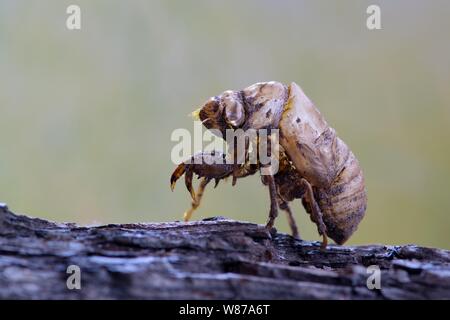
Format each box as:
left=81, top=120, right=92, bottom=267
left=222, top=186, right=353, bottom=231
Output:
left=198, top=97, right=222, bottom=129
left=222, top=91, right=245, bottom=128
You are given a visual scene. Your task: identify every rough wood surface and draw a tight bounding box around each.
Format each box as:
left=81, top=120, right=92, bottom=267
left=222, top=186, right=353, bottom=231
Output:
left=0, top=203, right=449, bottom=299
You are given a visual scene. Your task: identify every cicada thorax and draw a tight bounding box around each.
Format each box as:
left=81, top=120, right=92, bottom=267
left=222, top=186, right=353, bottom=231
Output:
left=240, top=81, right=288, bottom=131
left=279, top=82, right=367, bottom=244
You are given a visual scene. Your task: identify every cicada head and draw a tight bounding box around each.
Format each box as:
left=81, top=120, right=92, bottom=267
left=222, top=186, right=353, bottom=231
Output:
left=193, top=81, right=288, bottom=137
left=192, top=90, right=246, bottom=138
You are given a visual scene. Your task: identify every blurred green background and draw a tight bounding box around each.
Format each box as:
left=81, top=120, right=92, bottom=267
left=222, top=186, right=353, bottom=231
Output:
left=0, top=0, right=449, bottom=248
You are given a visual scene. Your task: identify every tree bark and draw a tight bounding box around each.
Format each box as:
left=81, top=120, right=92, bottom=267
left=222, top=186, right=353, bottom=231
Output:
left=0, top=203, right=449, bottom=299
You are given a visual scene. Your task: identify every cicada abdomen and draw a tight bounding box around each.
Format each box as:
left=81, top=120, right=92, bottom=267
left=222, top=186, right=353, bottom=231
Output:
left=279, top=83, right=367, bottom=244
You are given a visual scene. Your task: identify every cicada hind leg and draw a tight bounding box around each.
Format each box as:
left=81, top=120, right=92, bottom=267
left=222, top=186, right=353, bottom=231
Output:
left=300, top=178, right=328, bottom=249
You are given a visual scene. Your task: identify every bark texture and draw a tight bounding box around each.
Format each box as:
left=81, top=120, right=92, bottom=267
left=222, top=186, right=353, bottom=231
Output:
left=0, top=203, right=449, bottom=299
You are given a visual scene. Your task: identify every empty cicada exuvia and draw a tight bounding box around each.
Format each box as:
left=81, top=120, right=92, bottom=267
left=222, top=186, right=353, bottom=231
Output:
left=170, top=81, right=367, bottom=248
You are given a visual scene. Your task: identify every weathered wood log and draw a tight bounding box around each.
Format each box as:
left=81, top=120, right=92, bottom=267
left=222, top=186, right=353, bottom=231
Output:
left=0, top=203, right=449, bottom=299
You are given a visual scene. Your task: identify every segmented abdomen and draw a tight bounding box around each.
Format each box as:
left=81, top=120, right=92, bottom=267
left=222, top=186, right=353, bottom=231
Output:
left=314, top=143, right=367, bottom=245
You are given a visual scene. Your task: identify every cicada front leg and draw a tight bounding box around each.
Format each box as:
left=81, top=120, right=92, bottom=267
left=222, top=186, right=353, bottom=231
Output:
left=183, top=177, right=211, bottom=222
left=170, top=151, right=240, bottom=221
